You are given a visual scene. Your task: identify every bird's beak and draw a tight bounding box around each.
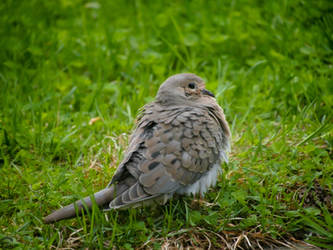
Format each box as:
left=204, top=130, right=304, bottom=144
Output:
left=201, top=89, right=215, bottom=98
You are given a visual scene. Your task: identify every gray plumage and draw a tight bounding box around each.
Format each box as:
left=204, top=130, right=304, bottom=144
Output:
left=44, top=73, right=231, bottom=223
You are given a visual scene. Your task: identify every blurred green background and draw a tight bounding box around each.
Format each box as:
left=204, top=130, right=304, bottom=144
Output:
left=0, top=0, right=332, bottom=248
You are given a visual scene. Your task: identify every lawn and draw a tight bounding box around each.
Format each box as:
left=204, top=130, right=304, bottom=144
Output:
left=0, top=0, right=332, bottom=248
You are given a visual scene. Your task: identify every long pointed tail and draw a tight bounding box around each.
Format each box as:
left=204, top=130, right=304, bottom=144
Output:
left=43, top=187, right=115, bottom=224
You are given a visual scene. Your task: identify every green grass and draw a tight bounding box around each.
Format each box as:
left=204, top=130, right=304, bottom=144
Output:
left=0, top=0, right=332, bottom=248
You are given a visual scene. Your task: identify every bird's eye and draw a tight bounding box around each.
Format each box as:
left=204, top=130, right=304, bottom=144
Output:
left=188, top=82, right=196, bottom=89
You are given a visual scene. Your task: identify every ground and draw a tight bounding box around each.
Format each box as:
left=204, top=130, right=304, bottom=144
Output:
left=0, top=0, right=332, bottom=249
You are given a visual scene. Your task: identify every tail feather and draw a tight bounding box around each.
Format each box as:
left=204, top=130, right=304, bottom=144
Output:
left=43, top=187, right=115, bottom=224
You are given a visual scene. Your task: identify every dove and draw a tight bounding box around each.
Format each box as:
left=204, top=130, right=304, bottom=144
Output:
left=44, top=73, right=231, bottom=223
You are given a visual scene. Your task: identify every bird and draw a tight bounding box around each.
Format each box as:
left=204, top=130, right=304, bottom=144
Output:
left=44, top=73, right=231, bottom=223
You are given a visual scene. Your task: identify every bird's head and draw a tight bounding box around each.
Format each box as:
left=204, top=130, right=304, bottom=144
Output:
left=156, top=73, right=215, bottom=105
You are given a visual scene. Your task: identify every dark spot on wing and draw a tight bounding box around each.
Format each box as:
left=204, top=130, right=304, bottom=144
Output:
left=148, top=161, right=159, bottom=170
left=142, top=121, right=157, bottom=139
left=151, top=151, right=160, bottom=158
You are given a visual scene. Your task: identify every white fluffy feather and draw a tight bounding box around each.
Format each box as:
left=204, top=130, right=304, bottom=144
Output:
left=176, top=150, right=228, bottom=196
